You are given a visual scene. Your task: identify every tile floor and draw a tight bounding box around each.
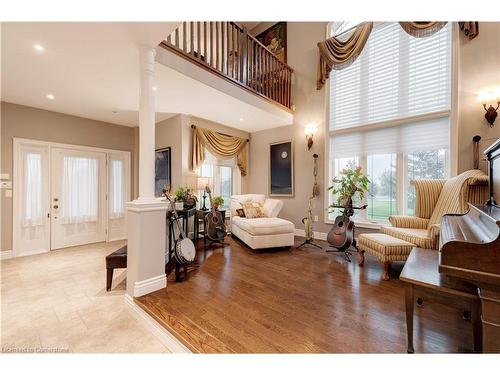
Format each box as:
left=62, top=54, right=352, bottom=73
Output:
left=1, top=241, right=168, bottom=353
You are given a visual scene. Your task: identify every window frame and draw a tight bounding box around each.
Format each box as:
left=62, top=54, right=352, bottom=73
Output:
left=198, top=161, right=240, bottom=212
left=324, top=22, right=459, bottom=228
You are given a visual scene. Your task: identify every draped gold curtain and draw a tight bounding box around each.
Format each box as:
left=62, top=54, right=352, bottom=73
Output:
left=317, top=22, right=373, bottom=90
left=191, top=125, right=248, bottom=176
left=317, top=21, right=480, bottom=90
left=459, top=21, right=479, bottom=39
left=399, top=22, right=447, bottom=38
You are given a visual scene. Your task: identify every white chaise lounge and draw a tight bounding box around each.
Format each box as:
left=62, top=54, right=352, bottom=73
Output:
left=230, top=194, right=295, bottom=250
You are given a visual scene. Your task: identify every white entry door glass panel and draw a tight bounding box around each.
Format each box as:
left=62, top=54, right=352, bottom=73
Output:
left=107, top=152, right=130, bottom=241
left=13, top=143, right=50, bottom=256
left=50, top=148, right=106, bottom=249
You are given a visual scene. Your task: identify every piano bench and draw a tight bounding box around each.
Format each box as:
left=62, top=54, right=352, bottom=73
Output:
left=358, top=233, right=414, bottom=280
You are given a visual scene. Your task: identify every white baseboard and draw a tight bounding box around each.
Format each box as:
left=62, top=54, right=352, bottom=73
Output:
left=133, top=274, right=167, bottom=297
left=0, top=250, right=13, bottom=260
left=294, top=229, right=328, bottom=241
left=124, top=294, right=191, bottom=353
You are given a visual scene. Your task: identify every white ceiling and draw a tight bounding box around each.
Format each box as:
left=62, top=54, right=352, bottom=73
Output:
left=1, top=22, right=292, bottom=132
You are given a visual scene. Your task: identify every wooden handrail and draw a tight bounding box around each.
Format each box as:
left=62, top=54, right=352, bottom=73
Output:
left=161, top=21, right=294, bottom=111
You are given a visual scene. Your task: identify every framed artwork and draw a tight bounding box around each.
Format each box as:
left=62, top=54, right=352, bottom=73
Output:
left=154, top=147, right=171, bottom=197
left=256, top=22, right=287, bottom=63
left=269, top=140, right=294, bottom=197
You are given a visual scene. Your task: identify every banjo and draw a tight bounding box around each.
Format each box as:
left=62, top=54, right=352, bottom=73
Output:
left=163, top=189, right=196, bottom=265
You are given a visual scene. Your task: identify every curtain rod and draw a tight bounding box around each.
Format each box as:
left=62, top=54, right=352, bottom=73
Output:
left=191, top=124, right=250, bottom=142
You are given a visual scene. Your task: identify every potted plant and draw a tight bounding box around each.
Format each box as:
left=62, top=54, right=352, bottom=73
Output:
left=328, top=165, right=370, bottom=211
left=211, top=196, right=224, bottom=210
left=174, top=185, right=198, bottom=209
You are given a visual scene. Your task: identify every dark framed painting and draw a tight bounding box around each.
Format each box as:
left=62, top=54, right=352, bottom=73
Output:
left=269, top=140, right=294, bottom=197
left=155, top=147, right=171, bottom=197
left=256, top=22, right=287, bottom=63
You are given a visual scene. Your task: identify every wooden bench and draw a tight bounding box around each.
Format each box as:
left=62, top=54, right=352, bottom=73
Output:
left=105, top=245, right=127, bottom=291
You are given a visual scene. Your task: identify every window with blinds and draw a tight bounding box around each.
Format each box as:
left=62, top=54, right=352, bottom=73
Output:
left=329, top=22, right=452, bottom=131
left=327, top=22, right=453, bottom=223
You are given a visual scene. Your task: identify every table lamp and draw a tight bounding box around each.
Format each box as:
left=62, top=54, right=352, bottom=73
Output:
left=197, top=177, right=211, bottom=210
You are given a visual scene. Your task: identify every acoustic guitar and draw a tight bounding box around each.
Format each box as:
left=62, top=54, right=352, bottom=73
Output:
left=326, top=210, right=355, bottom=252
left=204, top=186, right=227, bottom=242
left=326, top=197, right=367, bottom=252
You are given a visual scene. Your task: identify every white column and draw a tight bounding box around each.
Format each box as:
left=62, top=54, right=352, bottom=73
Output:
left=125, top=45, right=168, bottom=298
left=138, top=46, right=156, bottom=202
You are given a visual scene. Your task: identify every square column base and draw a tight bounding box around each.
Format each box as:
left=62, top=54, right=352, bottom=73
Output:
left=126, top=199, right=169, bottom=297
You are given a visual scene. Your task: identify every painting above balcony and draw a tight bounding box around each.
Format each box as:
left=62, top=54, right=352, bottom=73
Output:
left=256, top=22, right=287, bottom=63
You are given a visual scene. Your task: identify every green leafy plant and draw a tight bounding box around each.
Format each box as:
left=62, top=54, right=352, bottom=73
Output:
left=174, top=185, right=198, bottom=202
left=328, top=166, right=370, bottom=210
left=212, top=196, right=224, bottom=208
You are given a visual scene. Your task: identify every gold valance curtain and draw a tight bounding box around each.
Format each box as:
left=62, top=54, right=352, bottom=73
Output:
left=317, top=22, right=373, bottom=90
left=459, top=22, right=479, bottom=40
left=191, top=125, right=248, bottom=176
left=399, top=22, right=447, bottom=38
left=317, top=21, right=480, bottom=90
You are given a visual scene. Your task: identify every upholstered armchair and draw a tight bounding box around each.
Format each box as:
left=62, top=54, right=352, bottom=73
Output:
left=381, top=169, right=489, bottom=250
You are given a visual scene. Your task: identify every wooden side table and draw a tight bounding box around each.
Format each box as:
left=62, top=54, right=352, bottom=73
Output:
left=400, top=247, right=482, bottom=353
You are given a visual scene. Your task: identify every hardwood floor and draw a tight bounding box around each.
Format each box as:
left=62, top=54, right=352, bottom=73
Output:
left=136, top=236, right=475, bottom=353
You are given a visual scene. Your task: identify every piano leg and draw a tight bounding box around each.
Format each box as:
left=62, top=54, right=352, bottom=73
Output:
left=405, top=284, right=415, bottom=354
left=471, top=299, right=483, bottom=353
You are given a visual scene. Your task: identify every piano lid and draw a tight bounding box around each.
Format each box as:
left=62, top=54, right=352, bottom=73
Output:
left=439, top=204, right=500, bottom=286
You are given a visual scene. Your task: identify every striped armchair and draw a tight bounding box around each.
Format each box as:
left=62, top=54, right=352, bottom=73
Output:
left=381, top=169, right=489, bottom=250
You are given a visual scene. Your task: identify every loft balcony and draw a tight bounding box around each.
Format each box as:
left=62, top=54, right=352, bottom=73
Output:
left=160, top=22, right=294, bottom=112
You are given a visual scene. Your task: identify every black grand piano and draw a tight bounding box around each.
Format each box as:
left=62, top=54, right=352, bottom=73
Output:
left=439, top=138, right=500, bottom=353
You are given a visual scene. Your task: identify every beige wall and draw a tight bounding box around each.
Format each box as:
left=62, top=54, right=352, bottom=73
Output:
left=248, top=22, right=331, bottom=233
left=155, top=114, right=185, bottom=191
left=248, top=22, right=500, bottom=235
left=457, top=22, right=500, bottom=172
left=1, top=102, right=137, bottom=251
left=155, top=113, right=250, bottom=193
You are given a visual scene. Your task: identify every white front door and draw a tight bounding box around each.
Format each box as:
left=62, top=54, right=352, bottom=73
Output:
left=13, top=143, right=51, bottom=257
left=50, top=147, right=107, bottom=249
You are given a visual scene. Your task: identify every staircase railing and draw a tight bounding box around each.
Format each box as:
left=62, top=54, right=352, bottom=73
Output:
left=160, top=22, right=294, bottom=111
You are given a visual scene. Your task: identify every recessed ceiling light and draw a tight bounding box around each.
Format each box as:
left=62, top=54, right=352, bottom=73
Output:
left=33, top=44, right=45, bottom=53
left=152, top=86, right=157, bottom=91
left=46, top=94, right=55, bottom=100
left=239, top=118, right=244, bottom=121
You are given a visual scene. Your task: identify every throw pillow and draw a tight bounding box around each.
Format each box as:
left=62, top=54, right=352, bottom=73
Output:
left=242, top=202, right=266, bottom=219
left=236, top=208, right=246, bottom=218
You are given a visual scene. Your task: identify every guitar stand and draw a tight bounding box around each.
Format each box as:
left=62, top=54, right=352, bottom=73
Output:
left=326, top=247, right=353, bottom=262
left=204, top=235, right=228, bottom=250
left=297, top=239, right=323, bottom=250
left=326, top=239, right=358, bottom=262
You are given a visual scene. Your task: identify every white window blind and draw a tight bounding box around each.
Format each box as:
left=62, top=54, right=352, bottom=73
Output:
left=61, top=156, right=98, bottom=224
left=109, top=159, right=124, bottom=219
left=330, top=116, right=450, bottom=159
left=329, top=22, right=451, bottom=131
left=22, top=152, right=44, bottom=227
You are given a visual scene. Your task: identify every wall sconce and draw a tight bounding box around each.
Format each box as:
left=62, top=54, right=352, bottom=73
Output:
left=304, top=123, right=318, bottom=150
left=479, top=88, right=500, bottom=127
